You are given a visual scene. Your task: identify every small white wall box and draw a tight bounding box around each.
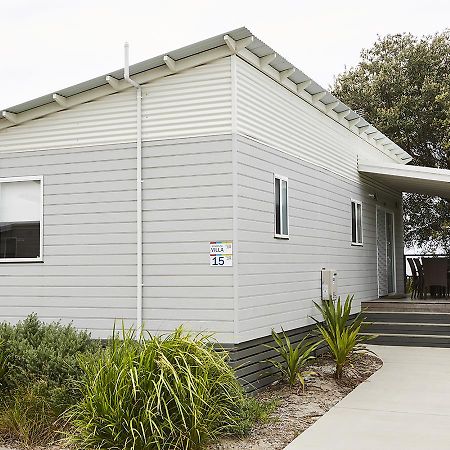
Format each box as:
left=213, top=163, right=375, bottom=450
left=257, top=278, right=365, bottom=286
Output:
left=321, top=269, right=338, bottom=302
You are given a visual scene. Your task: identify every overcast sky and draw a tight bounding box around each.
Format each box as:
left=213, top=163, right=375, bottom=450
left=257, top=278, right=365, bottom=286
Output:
left=0, top=0, right=449, bottom=109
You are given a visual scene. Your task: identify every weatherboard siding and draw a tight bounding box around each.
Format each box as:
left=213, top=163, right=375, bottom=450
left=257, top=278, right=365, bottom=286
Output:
left=0, top=58, right=232, bottom=153
left=0, top=136, right=235, bottom=341
left=235, top=135, right=404, bottom=343
left=235, top=57, right=397, bottom=183
left=0, top=143, right=137, bottom=338
left=141, top=136, right=235, bottom=343
left=0, top=53, right=408, bottom=346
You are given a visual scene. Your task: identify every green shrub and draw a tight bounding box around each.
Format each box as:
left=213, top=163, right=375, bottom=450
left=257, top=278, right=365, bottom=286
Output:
left=0, top=314, right=99, bottom=406
left=266, top=328, right=320, bottom=389
left=0, top=314, right=99, bottom=447
left=313, top=295, right=372, bottom=379
left=0, top=339, right=7, bottom=388
left=66, top=327, right=260, bottom=450
left=0, top=380, right=62, bottom=447
left=230, top=396, right=277, bottom=437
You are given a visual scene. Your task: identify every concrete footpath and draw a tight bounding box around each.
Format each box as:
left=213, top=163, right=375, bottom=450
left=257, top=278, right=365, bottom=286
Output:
left=285, top=345, right=450, bottom=450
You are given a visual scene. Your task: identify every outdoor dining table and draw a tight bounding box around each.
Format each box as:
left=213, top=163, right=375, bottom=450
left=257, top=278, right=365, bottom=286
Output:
left=421, top=257, right=450, bottom=297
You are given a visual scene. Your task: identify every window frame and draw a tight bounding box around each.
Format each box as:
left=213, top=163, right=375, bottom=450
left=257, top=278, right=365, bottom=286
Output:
left=0, top=175, right=44, bottom=263
left=351, top=198, right=363, bottom=246
left=274, top=174, right=289, bottom=239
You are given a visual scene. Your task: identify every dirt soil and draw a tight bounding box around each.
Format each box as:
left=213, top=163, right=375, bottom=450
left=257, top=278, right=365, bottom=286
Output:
left=209, top=352, right=383, bottom=450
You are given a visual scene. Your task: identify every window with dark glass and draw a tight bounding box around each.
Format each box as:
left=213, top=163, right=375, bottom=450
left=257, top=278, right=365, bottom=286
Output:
left=351, top=199, right=363, bottom=245
left=0, top=179, right=42, bottom=260
left=274, top=175, right=288, bottom=238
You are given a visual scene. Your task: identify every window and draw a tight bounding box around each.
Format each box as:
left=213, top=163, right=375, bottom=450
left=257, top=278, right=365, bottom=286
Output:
left=351, top=199, right=363, bottom=245
left=274, top=175, right=289, bottom=238
left=0, top=177, right=43, bottom=262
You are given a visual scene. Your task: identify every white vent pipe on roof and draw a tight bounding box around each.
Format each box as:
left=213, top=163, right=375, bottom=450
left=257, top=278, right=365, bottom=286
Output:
left=123, top=42, right=143, bottom=332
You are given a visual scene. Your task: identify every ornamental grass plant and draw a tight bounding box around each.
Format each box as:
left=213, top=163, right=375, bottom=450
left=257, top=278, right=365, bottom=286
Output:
left=313, top=295, right=373, bottom=379
left=66, top=326, right=265, bottom=450
left=266, top=328, right=320, bottom=389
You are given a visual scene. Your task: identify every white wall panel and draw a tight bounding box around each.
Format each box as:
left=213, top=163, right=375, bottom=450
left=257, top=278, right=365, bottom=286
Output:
left=236, top=136, right=404, bottom=343
left=235, top=57, right=396, bottom=182
left=0, top=90, right=136, bottom=153
left=0, top=58, right=232, bottom=153
left=142, top=57, right=231, bottom=140
left=0, top=143, right=137, bottom=339
left=141, top=136, right=235, bottom=344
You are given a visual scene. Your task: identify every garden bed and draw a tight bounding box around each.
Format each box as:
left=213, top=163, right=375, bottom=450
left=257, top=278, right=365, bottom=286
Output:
left=0, top=300, right=380, bottom=450
left=209, top=352, right=382, bottom=450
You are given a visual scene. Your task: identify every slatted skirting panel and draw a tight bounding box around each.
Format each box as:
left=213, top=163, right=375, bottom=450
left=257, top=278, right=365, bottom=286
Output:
left=227, top=323, right=327, bottom=392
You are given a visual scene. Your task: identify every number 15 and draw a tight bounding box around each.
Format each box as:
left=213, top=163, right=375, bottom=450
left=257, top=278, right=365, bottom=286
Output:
left=212, top=256, right=225, bottom=266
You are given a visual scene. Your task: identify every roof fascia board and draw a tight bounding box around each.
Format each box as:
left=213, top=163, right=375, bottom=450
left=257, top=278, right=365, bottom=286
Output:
left=235, top=47, right=407, bottom=165
left=359, top=162, right=450, bottom=182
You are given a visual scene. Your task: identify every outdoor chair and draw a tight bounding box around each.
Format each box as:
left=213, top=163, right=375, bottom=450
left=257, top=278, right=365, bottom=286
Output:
left=422, top=258, right=448, bottom=298
left=413, top=258, right=425, bottom=298
left=407, top=258, right=419, bottom=298
left=447, top=258, right=450, bottom=297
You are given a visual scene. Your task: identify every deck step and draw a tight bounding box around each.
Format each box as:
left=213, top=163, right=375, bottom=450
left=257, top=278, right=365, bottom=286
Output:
left=361, top=332, right=450, bottom=348
left=363, top=322, right=450, bottom=336
left=360, top=299, right=450, bottom=347
left=361, top=301, right=450, bottom=313
left=363, top=312, right=450, bottom=325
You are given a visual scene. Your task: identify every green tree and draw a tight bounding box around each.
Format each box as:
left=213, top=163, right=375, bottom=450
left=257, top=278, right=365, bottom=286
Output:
left=333, top=31, right=450, bottom=252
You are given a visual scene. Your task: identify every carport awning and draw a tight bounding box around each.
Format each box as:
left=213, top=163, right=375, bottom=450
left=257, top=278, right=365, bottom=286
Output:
left=358, top=163, right=450, bottom=198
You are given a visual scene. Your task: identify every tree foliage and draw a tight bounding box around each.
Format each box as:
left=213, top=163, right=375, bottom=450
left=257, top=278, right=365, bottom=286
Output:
left=333, top=30, right=450, bottom=251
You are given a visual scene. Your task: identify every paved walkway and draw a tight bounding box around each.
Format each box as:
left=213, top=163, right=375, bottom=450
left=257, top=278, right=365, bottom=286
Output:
left=285, top=345, right=450, bottom=450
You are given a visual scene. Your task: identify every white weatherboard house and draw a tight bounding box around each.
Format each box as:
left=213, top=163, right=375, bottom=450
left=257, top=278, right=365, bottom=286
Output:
left=1, top=28, right=449, bottom=388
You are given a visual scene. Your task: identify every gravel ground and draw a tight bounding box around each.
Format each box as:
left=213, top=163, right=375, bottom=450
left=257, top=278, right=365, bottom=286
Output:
left=208, top=351, right=383, bottom=450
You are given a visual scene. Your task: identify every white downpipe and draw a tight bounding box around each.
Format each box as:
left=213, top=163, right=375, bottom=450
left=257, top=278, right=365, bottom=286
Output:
left=123, top=42, right=143, bottom=331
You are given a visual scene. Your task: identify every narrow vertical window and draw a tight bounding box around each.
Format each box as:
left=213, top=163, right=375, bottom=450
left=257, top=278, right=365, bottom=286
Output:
left=351, top=199, right=363, bottom=245
left=274, top=175, right=289, bottom=238
left=0, top=177, right=43, bottom=261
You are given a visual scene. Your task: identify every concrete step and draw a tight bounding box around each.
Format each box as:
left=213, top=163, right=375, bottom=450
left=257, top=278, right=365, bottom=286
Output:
left=363, top=322, right=450, bottom=336
left=361, top=332, right=450, bottom=348
left=363, top=311, right=450, bottom=325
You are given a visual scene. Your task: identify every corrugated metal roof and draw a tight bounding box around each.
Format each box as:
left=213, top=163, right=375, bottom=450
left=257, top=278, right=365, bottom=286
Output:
left=1, top=27, right=411, bottom=163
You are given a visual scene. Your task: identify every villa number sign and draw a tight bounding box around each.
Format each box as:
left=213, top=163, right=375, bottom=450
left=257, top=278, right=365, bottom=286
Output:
left=209, top=241, right=233, bottom=266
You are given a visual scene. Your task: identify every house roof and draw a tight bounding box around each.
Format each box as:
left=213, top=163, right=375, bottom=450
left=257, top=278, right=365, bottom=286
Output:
left=0, top=27, right=412, bottom=164
left=359, top=163, right=450, bottom=198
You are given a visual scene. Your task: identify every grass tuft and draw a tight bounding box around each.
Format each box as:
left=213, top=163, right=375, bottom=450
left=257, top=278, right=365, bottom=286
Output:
left=65, top=326, right=262, bottom=450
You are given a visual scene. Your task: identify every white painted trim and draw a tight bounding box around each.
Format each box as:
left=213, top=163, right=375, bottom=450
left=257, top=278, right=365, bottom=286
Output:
left=274, top=174, right=289, bottom=239
left=123, top=43, right=144, bottom=332
left=0, top=175, right=44, bottom=263
left=350, top=198, right=363, bottom=246
left=385, top=209, right=397, bottom=295
left=359, top=162, right=450, bottom=182
left=231, top=54, right=239, bottom=344
left=376, top=205, right=397, bottom=296
left=375, top=205, right=380, bottom=298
